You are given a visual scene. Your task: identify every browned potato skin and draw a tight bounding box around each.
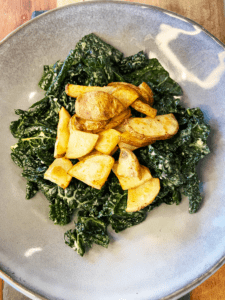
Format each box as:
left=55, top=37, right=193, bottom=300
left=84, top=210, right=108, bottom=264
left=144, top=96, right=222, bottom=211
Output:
left=75, top=91, right=125, bottom=121
left=131, top=100, right=157, bottom=118
left=108, top=81, right=154, bottom=106
left=118, top=142, right=139, bottom=151
left=138, top=82, right=154, bottom=106
left=125, top=114, right=179, bottom=141
left=104, top=109, right=131, bottom=130
left=65, top=84, right=114, bottom=98
left=72, top=114, right=108, bottom=132
left=120, top=131, right=155, bottom=148
left=109, top=85, right=141, bottom=108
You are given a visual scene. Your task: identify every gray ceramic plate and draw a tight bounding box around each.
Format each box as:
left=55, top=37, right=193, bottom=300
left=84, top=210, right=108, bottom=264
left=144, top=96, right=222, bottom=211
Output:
left=0, top=2, right=225, bottom=300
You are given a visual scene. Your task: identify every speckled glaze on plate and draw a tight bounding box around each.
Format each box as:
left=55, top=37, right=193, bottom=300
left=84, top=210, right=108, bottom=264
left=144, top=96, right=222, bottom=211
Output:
left=0, top=2, right=225, bottom=300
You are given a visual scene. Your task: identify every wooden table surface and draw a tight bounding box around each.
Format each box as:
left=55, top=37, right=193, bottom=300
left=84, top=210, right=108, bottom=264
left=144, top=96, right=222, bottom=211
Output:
left=0, top=0, right=225, bottom=299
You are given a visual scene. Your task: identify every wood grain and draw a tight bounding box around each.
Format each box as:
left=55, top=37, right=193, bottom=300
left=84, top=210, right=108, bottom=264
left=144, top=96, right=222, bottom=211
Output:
left=0, top=279, right=3, bottom=300
left=0, top=0, right=57, bottom=41
left=124, top=0, right=225, bottom=44
left=190, top=263, right=225, bottom=300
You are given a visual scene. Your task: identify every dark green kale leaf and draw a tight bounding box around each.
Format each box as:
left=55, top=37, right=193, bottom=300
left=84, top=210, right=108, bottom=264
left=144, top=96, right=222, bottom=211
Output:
left=26, top=181, right=39, bottom=199
left=38, top=178, right=78, bottom=225
left=124, top=58, right=183, bottom=96
left=76, top=211, right=109, bottom=248
left=38, top=61, right=63, bottom=91
left=64, top=228, right=86, bottom=256
left=119, top=51, right=149, bottom=74
left=104, top=175, right=147, bottom=233
left=73, top=180, right=107, bottom=218
left=65, top=211, right=110, bottom=256
left=49, top=198, right=75, bottom=226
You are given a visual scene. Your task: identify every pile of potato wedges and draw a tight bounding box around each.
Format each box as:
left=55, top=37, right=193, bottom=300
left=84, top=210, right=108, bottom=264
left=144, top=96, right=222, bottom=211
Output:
left=44, top=82, right=179, bottom=212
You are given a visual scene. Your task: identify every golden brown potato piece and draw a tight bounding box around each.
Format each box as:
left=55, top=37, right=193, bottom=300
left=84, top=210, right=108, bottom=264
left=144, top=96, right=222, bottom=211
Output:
left=110, top=85, right=141, bottom=108
left=126, top=178, right=160, bottom=212
left=54, top=107, right=71, bottom=158
left=125, top=114, right=179, bottom=140
left=110, top=145, right=119, bottom=156
left=104, top=109, right=131, bottom=130
left=65, top=84, right=114, bottom=98
left=131, top=100, right=157, bottom=118
left=108, top=81, right=153, bottom=106
left=95, top=129, right=121, bottom=155
left=78, top=149, right=103, bottom=161
left=118, top=142, right=139, bottom=151
left=68, top=114, right=78, bottom=132
left=65, top=129, right=99, bottom=159
left=112, top=163, right=152, bottom=190
left=75, top=91, right=125, bottom=121
left=68, top=154, right=115, bottom=189
left=114, top=123, right=127, bottom=133
left=117, top=147, right=141, bottom=179
left=44, top=157, right=73, bottom=189
left=138, top=82, right=154, bottom=106
left=72, top=114, right=108, bottom=132
left=120, top=131, right=155, bottom=148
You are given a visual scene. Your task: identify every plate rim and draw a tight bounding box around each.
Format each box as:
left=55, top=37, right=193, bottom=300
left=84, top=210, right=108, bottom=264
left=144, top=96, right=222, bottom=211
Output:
left=0, top=1, right=225, bottom=299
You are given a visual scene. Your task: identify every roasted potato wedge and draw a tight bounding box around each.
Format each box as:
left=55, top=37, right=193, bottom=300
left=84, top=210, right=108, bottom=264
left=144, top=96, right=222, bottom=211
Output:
left=65, top=84, right=114, bottom=98
left=110, top=85, right=141, bottom=108
left=65, top=129, right=99, bottom=159
left=68, top=154, right=115, bottom=189
left=138, top=82, right=154, bottom=106
left=126, top=178, right=160, bottom=212
left=95, top=129, right=121, bottom=155
left=54, top=107, right=71, bottom=158
left=114, top=123, right=127, bottom=133
left=125, top=114, right=179, bottom=140
left=44, top=157, right=73, bottom=189
left=117, top=147, right=141, bottom=179
left=131, top=100, right=157, bottom=118
left=108, top=81, right=154, bottom=106
left=120, top=131, right=155, bottom=148
left=72, top=114, right=108, bottom=132
left=104, top=109, right=131, bottom=130
left=112, top=164, right=152, bottom=190
left=75, top=91, right=125, bottom=121
left=118, top=142, right=139, bottom=151
left=78, top=149, right=103, bottom=161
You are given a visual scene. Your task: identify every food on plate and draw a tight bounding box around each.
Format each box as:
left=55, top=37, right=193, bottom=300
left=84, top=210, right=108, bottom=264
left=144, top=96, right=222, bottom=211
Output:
left=126, top=178, right=160, bottom=212
left=65, top=129, right=99, bottom=159
left=75, top=91, right=125, bottom=120
left=138, top=81, right=154, bottom=106
left=54, top=107, right=71, bottom=158
left=104, top=109, right=131, bottom=130
left=44, top=157, right=73, bottom=189
left=112, top=163, right=153, bottom=190
left=125, top=114, right=179, bottom=140
left=94, top=129, right=121, bottom=155
left=117, top=147, right=141, bottom=179
left=10, top=33, right=210, bottom=256
left=65, top=83, right=113, bottom=97
left=131, top=99, right=157, bottom=118
left=68, top=154, right=115, bottom=189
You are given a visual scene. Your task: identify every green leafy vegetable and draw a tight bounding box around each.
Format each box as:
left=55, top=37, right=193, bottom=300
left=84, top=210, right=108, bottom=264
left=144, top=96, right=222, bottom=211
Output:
left=9, top=33, right=210, bottom=256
